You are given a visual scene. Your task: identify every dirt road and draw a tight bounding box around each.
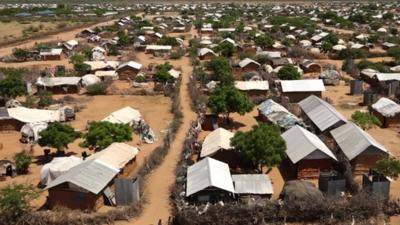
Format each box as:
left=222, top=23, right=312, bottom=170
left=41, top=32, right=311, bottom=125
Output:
left=0, top=19, right=117, bottom=58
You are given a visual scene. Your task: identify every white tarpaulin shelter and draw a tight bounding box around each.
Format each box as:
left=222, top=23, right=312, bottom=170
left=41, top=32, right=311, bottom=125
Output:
left=40, top=156, right=82, bottom=186
left=87, top=143, right=139, bottom=170
left=102, top=106, right=142, bottom=126
left=8, top=106, right=62, bottom=123
left=82, top=74, right=101, bottom=86
left=20, top=122, right=48, bottom=142
left=200, top=128, right=234, bottom=157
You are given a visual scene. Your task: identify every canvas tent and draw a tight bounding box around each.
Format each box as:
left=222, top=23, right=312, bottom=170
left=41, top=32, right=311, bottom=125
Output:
left=40, top=156, right=83, bottom=186
left=200, top=128, right=234, bottom=158
left=8, top=106, right=62, bottom=123
left=20, top=122, right=48, bottom=142
left=102, top=106, right=142, bottom=126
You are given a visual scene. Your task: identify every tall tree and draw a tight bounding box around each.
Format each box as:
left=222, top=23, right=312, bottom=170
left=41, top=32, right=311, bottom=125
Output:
left=255, top=35, right=274, bottom=49
left=207, top=57, right=234, bottom=85
left=0, top=70, right=26, bottom=99
left=38, top=122, right=81, bottom=153
left=278, top=64, right=301, bottom=80
left=80, top=121, right=132, bottom=150
left=231, top=123, right=286, bottom=172
left=207, top=85, right=254, bottom=121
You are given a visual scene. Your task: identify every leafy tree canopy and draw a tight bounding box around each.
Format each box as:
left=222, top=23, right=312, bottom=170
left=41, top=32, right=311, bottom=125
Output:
left=214, top=41, right=236, bottom=58
left=231, top=123, right=286, bottom=171
left=207, top=84, right=254, bottom=119
left=0, top=70, right=26, bottom=99
left=278, top=64, right=301, bottom=80
left=0, top=184, right=40, bottom=215
left=207, top=57, right=234, bottom=85
left=375, top=156, right=400, bottom=179
left=255, top=35, right=274, bottom=49
left=38, top=122, right=81, bottom=152
left=158, top=36, right=179, bottom=46
left=81, top=121, right=132, bottom=150
left=14, top=151, right=32, bottom=175
left=154, top=62, right=175, bottom=84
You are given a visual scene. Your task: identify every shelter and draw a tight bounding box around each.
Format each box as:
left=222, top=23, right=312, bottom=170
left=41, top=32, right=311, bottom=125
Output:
left=94, top=70, right=118, bottom=80
left=282, top=125, right=337, bottom=179
left=234, top=81, right=269, bottom=98
left=0, top=107, right=22, bottom=131
left=45, top=143, right=139, bottom=210
left=298, top=95, right=347, bottom=133
left=200, top=128, right=240, bottom=167
left=20, top=122, right=48, bottom=143
left=63, top=40, right=79, bottom=51
left=40, top=48, right=63, bottom=61
left=84, top=61, right=120, bottom=72
left=116, top=61, right=143, bottom=80
left=257, top=99, right=301, bottom=130
left=280, top=79, right=325, bottom=102
left=371, top=97, right=400, bottom=128
left=186, top=157, right=235, bottom=203
left=198, top=48, right=217, bottom=60
left=40, top=156, right=82, bottom=186
left=82, top=74, right=101, bottom=86
left=145, top=45, right=172, bottom=55
left=330, top=123, right=390, bottom=175
left=236, top=58, right=261, bottom=73
left=232, top=174, right=273, bottom=197
left=36, top=77, right=81, bottom=94
left=7, top=106, right=62, bottom=124
left=102, top=106, right=142, bottom=127
left=300, top=60, right=321, bottom=73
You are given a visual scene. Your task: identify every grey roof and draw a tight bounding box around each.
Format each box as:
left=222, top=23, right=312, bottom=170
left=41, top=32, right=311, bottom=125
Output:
left=45, top=159, right=119, bottom=194
left=186, top=157, right=235, bottom=197
left=232, top=174, right=273, bottom=195
left=0, top=107, right=10, bottom=119
left=282, top=125, right=337, bottom=163
left=330, top=123, right=389, bottom=161
left=298, top=95, right=347, bottom=132
left=371, top=97, right=400, bottom=117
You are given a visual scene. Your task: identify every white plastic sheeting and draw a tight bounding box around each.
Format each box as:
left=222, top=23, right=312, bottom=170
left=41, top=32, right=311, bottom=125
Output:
left=40, top=156, right=82, bottom=186
left=200, top=128, right=234, bottom=158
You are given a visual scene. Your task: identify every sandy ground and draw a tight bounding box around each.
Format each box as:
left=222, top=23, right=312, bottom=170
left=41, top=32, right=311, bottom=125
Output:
left=0, top=94, right=173, bottom=210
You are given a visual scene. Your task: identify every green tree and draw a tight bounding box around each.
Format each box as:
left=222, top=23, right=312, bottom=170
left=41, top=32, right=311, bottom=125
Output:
left=38, top=122, right=81, bottom=153
left=207, top=57, right=234, bottom=85
left=37, top=90, right=53, bottom=108
left=375, top=156, right=400, bottom=179
left=154, top=62, right=174, bottom=84
left=14, top=151, right=32, bottom=175
left=278, top=64, right=301, bottom=80
left=215, top=41, right=236, bottom=58
left=207, top=85, right=254, bottom=121
left=231, top=123, right=286, bottom=172
left=12, top=48, right=29, bottom=60
left=351, top=111, right=382, bottom=130
left=0, top=184, right=40, bottom=216
left=81, top=121, right=132, bottom=150
left=86, top=83, right=107, bottom=95
left=0, top=70, right=26, bottom=99
left=255, top=35, right=274, bottom=49
left=158, top=36, right=179, bottom=46
left=321, top=42, right=333, bottom=52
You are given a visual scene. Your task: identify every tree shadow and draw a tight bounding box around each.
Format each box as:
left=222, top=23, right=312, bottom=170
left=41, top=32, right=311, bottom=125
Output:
left=278, top=158, right=297, bottom=182
left=33, top=150, right=77, bottom=166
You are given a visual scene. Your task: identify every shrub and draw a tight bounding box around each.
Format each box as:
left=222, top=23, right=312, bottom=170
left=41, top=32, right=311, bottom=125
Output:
left=0, top=184, right=40, bottom=215
left=134, top=76, right=147, bottom=83
left=14, top=151, right=32, bottom=175
left=375, top=156, right=400, bottom=179
left=86, top=83, right=107, bottom=95
left=278, top=64, right=301, bottom=80
left=351, top=111, right=382, bottom=130
left=337, top=49, right=367, bottom=59
left=170, top=50, right=183, bottom=59
left=37, top=90, right=53, bottom=108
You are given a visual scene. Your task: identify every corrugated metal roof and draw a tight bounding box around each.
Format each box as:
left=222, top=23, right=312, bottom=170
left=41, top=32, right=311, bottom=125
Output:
left=117, top=61, right=142, bottom=70
left=235, top=81, right=269, bottom=91
left=232, top=174, right=273, bottom=195
left=299, top=95, right=347, bottom=132
left=372, top=97, right=400, bottom=117
left=330, top=123, right=389, bottom=161
left=186, top=157, right=234, bottom=197
left=145, top=45, right=172, bottom=51
left=198, top=48, right=216, bottom=56
left=238, top=58, right=260, bottom=68
left=36, top=77, right=81, bottom=87
left=282, top=125, right=337, bottom=163
left=280, top=79, right=325, bottom=93
left=0, top=107, right=10, bottom=119
left=45, top=159, right=119, bottom=194
left=200, top=128, right=234, bottom=158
